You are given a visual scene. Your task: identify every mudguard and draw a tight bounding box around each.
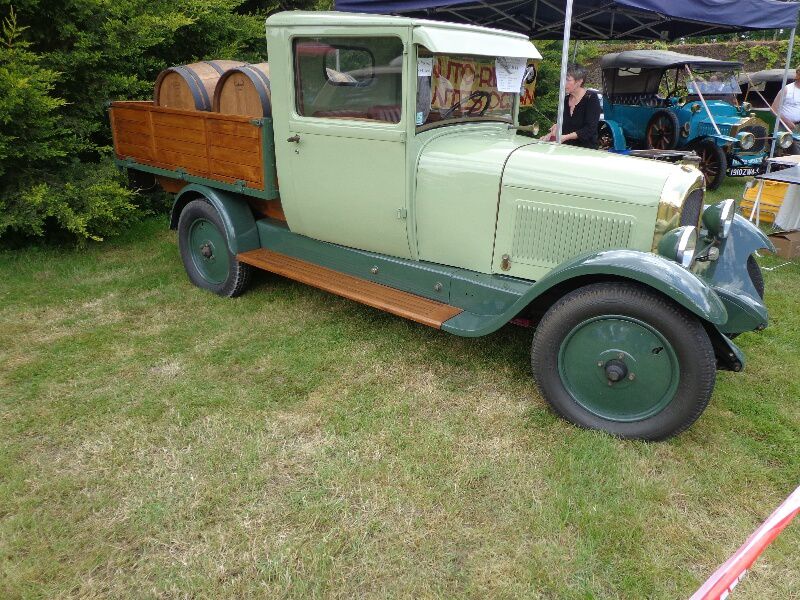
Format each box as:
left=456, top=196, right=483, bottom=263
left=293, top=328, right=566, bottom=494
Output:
left=695, top=213, right=774, bottom=334
left=442, top=249, right=728, bottom=337
left=170, top=184, right=260, bottom=255
left=600, top=119, right=627, bottom=151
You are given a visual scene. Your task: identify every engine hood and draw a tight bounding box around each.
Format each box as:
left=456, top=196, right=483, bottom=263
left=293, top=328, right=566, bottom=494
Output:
left=502, top=141, right=679, bottom=206
left=413, top=125, right=536, bottom=273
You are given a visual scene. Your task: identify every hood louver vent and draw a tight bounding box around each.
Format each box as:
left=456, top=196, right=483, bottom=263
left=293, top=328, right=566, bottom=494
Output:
left=510, top=202, right=633, bottom=268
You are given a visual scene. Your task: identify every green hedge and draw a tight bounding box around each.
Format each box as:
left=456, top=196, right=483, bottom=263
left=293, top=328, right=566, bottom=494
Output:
left=0, top=1, right=285, bottom=245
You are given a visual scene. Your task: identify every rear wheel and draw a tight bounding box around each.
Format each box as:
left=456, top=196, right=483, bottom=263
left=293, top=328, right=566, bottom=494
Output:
left=531, top=282, right=716, bottom=440
left=645, top=110, right=680, bottom=150
left=177, top=199, right=252, bottom=297
left=695, top=139, right=727, bottom=190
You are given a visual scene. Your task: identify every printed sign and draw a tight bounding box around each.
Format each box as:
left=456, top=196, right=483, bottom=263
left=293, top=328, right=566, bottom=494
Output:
left=417, top=57, right=433, bottom=77
left=495, top=56, right=527, bottom=92
left=430, top=56, right=539, bottom=111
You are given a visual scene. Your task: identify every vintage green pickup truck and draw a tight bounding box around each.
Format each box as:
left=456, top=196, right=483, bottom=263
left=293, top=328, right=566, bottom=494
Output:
left=109, top=11, right=774, bottom=440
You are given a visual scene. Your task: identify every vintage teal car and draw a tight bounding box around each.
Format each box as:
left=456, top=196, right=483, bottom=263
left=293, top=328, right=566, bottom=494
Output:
left=599, top=50, right=796, bottom=189
left=111, top=12, right=774, bottom=440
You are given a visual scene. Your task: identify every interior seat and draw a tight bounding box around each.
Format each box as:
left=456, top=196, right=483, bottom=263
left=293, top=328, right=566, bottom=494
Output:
left=367, top=105, right=402, bottom=123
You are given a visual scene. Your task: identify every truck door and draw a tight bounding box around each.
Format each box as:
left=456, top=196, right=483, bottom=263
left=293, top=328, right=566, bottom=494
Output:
left=283, top=35, right=410, bottom=259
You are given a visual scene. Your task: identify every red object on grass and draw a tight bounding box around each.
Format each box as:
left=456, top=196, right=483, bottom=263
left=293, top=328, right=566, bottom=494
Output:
left=689, top=484, right=800, bottom=600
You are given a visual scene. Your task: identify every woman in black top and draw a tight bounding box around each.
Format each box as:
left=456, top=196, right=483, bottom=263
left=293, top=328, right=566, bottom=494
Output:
left=541, top=64, right=601, bottom=149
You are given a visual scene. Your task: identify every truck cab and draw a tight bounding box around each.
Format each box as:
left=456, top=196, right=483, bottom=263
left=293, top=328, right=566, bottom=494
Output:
left=109, top=11, right=774, bottom=440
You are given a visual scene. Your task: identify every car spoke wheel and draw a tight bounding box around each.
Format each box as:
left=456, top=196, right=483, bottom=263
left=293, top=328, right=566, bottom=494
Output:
left=598, top=121, right=615, bottom=151
left=695, top=139, right=727, bottom=190
left=645, top=110, right=679, bottom=150
left=178, top=198, right=252, bottom=297
left=531, top=282, right=716, bottom=440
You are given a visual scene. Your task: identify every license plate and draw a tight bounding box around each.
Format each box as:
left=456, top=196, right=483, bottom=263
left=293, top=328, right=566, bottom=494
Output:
left=727, top=166, right=759, bottom=177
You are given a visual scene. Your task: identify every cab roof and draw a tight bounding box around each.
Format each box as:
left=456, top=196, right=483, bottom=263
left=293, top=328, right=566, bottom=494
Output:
left=600, top=50, right=742, bottom=71
left=265, top=11, right=541, bottom=59
left=739, top=69, right=796, bottom=84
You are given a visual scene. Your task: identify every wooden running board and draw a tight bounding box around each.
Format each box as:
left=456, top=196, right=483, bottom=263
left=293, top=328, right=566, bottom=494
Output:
left=237, top=249, right=463, bottom=329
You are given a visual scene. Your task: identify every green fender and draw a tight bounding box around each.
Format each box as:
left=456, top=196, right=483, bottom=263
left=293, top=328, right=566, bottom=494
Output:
left=599, top=119, right=627, bottom=151
left=170, top=184, right=260, bottom=255
left=695, top=213, right=774, bottom=335
left=442, top=249, right=728, bottom=337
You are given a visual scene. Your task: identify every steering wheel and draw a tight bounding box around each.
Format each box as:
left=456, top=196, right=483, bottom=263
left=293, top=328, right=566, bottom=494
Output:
left=441, top=90, right=493, bottom=120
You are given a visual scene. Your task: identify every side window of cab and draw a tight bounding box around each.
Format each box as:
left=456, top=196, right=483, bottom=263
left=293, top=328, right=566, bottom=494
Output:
left=293, top=36, right=404, bottom=123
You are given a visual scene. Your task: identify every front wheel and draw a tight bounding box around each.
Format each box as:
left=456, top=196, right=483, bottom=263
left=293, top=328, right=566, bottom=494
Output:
left=531, top=282, right=716, bottom=440
left=747, top=254, right=765, bottom=299
left=177, top=199, right=252, bottom=297
left=695, top=139, right=727, bottom=190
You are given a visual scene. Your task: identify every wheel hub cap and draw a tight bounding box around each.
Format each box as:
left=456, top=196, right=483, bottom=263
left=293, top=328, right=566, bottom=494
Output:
left=604, top=359, right=628, bottom=383
left=558, top=316, right=680, bottom=422
left=188, top=218, right=228, bottom=285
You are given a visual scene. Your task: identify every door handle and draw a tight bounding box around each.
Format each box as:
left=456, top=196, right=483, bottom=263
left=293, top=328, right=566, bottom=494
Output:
left=287, top=135, right=300, bottom=143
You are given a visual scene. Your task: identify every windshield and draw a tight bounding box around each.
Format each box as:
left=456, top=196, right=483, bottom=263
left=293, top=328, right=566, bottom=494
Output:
left=416, top=50, right=535, bottom=129
left=686, top=70, right=742, bottom=95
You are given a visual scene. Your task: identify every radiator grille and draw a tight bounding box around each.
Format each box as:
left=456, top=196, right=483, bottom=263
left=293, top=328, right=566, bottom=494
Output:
left=511, top=203, right=633, bottom=267
left=740, top=124, right=768, bottom=154
left=680, top=189, right=704, bottom=227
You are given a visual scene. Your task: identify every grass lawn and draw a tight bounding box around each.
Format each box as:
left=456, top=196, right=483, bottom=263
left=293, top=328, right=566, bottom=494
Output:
left=1, top=187, right=799, bottom=598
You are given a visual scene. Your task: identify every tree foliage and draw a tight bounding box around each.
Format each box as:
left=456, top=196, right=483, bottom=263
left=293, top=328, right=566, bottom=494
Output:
left=0, top=0, right=283, bottom=244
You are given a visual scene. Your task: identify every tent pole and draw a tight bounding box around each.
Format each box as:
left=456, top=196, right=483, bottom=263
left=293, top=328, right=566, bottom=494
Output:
left=769, top=26, right=796, bottom=160
left=556, top=0, right=575, bottom=144
left=752, top=26, right=796, bottom=226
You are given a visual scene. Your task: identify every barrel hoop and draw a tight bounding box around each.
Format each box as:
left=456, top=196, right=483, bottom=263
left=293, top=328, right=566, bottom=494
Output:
left=246, top=65, right=272, bottom=93
left=203, top=60, right=226, bottom=76
left=174, top=65, right=211, bottom=110
left=241, top=65, right=272, bottom=117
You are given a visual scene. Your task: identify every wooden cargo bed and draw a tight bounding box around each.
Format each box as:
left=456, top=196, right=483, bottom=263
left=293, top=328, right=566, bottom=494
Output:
left=109, top=101, right=278, bottom=200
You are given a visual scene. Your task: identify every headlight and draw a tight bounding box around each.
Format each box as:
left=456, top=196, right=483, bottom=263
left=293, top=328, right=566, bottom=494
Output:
left=658, top=226, right=698, bottom=268
left=702, top=199, right=735, bottom=239
left=778, top=131, right=794, bottom=149
left=741, top=101, right=752, bottom=113
left=737, top=131, right=755, bottom=151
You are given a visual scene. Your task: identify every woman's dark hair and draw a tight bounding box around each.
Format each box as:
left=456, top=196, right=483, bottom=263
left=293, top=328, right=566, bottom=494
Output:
left=567, top=63, right=587, bottom=86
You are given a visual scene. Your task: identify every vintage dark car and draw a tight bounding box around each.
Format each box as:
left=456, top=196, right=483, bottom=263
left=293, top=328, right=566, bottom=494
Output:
left=598, top=50, right=795, bottom=189
left=739, top=68, right=797, bottom=131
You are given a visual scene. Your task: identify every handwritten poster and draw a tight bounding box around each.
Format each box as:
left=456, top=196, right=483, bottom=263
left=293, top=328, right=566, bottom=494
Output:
left=430, top=56, right=539, bottom=110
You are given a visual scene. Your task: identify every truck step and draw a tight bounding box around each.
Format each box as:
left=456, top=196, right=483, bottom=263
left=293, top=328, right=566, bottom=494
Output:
left=237, top=249, right=463, bottom=329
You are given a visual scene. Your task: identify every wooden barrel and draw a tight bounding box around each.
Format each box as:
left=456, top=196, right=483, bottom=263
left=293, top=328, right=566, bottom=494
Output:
left=154, top=60, right=246, bottom=111
left=213, top=63, right=272, bottom=117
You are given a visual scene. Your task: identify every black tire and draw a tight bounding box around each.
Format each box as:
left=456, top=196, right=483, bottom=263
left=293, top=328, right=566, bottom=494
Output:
left=177, top=199, right=252, bottom=297
left=597, top=121, right=615, bottom=151
left=645, top=110, right=680, bottom=150
left=531, top=282, right=716, bottom=441
left=747, top=254, right=765, bottom=299
left=695, top=139, right=727, bottom=190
